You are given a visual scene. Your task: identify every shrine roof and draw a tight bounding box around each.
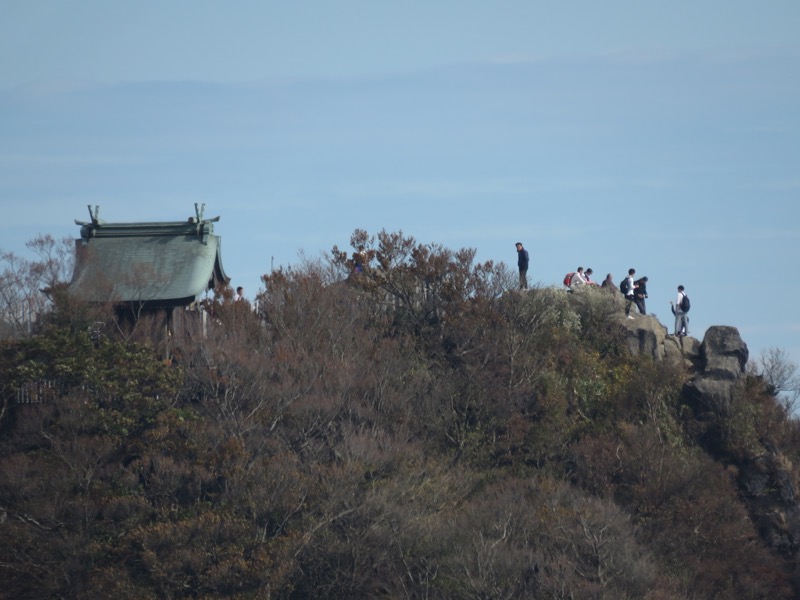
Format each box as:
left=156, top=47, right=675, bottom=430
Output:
left=68, top=205, right=230, bottom=306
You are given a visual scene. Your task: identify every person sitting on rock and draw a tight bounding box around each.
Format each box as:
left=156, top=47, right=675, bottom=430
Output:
left=601, top=273, right=615, bottom=290
left=570, top=267, right=587, bottom=290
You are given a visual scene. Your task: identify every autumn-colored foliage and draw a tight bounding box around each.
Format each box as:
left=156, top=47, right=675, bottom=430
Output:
left=0, top=230, right=798, bottom=598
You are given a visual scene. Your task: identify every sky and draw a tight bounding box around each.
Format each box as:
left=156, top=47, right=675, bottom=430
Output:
left=1, top=1, right=799, bottom=372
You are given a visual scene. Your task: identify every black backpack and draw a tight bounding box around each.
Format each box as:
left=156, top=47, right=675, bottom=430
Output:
left=680, top=294, right=690, bottom=312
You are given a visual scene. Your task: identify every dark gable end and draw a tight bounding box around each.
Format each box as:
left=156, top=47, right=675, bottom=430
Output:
left=68, top=204, right=230, bottom=308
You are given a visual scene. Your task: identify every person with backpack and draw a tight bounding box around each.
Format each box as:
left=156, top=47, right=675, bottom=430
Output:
left=670, top=285, right=690, bottom=336
left=569, top=267, right=587, bottom=290
left=620, top=268, right=636, bottom=318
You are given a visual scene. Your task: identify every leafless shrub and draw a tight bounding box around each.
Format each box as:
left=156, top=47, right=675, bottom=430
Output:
left=0, top=235, right=74, bottom=338
left=749, top=346, right=800, bottom=414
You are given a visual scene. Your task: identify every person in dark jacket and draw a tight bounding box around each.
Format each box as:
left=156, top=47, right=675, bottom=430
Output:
left=633, top=276, right=649, bottom=315
left=515, top=242, right=529, bottom=290
left=601, top=273, right=615, bottom=290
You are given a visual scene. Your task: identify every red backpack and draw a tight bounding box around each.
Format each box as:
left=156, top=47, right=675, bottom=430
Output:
left=563, top=272, right=575, bottom=287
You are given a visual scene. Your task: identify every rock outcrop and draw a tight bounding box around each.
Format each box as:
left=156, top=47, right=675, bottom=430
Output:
left=616, top=310, right=701, bottom=368
left=682, top=325, right=749, bottom=415
left=624, top=320, right=800, bottom=558
left=619, top=313, right=668, bottom=361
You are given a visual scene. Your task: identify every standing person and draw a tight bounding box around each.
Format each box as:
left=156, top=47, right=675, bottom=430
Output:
left=633, top=276, right=649, bottom=315
left=621, top=268, right=636, bottom=318
left=234, top=286, right=244, bottom=301
left=515, top=242, right=529, bottom=290
left=671, top=285, right=690, bottom=336
left=353, top=245, right=366, bottom=274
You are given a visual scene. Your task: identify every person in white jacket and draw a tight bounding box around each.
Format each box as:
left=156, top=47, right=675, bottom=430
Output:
left=623, top=268, right=636, bottom=318
left=670, top=285, right=689, bottom=336
left=570, top=267, right=587, bottom=290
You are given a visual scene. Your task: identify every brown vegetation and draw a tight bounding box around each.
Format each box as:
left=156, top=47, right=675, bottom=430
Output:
left=1, top=230, right=799, bottom=598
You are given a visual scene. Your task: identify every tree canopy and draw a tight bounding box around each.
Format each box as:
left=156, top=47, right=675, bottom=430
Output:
left=1, top=230, right=799, bottom=599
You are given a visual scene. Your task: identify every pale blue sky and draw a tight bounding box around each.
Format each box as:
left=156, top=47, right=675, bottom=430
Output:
left=3, top=1, right=800, bottom=87
left=1, top=1, right=799, bottom=370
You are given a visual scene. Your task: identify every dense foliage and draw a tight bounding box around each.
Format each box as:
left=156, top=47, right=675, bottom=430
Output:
left=1, top=230, right=799, bottom=599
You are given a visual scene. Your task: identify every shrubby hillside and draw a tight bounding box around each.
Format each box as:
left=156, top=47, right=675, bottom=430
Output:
left=1, top=230, right=799, bottom=599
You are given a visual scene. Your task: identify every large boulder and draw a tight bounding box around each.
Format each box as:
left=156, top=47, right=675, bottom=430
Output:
left=699, top=325, right=749, bottom=380
left=681, top=326, right=748, bottom=414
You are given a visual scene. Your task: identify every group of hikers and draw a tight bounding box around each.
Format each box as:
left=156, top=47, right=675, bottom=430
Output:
left=515, top=242, right=690, bottom=337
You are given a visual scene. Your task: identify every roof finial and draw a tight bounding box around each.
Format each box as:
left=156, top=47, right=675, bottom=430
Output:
left=195, top=203, right=205, bottom=222
left=88, top=205, right=100, bottom=224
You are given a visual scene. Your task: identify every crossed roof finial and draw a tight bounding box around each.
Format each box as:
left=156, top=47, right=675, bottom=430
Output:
left=88, top=205, right=100, bottom=224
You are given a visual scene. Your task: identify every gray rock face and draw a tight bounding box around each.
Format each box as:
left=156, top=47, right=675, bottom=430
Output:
left=620, top=314, right=667, bottom=360
left=616, top=313, right=752, bottom=419
left=617, top=299, right=750, bottom=375
left=683, top=376, right=737, bottom=415
left=699, top=325, right=749, bottom=380
left=665, top=334, right=701, bottom=369
left=618, top=311, right=701, bottom=366
left=682, top=326, right=749, bottom=414
left=619, top=318, right=747, bottom=383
